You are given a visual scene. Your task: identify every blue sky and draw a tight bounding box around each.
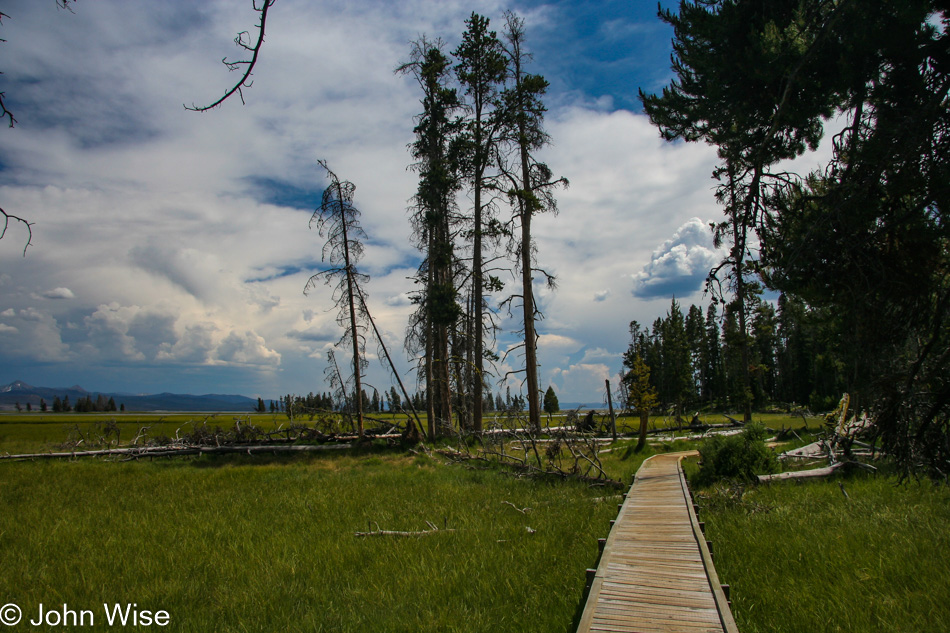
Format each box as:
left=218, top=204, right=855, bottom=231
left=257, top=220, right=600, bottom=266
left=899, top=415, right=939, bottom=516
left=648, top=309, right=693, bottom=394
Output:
left=0, top=0, right=749, bottom=404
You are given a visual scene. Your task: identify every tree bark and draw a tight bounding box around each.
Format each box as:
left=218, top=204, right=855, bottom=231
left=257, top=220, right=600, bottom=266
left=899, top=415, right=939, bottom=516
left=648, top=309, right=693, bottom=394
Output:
left=338, top=180, right=364, bottom=438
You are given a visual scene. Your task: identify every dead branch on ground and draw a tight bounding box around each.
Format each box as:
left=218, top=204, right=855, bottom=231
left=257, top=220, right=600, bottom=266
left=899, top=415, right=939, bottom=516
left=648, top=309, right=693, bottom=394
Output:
left=355, top=520, right=454, bottom=538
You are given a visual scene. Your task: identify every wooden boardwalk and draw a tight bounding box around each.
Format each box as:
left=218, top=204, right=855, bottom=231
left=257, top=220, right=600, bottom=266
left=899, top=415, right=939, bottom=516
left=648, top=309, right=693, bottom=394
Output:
left=576, top=453, right=739, bottom=633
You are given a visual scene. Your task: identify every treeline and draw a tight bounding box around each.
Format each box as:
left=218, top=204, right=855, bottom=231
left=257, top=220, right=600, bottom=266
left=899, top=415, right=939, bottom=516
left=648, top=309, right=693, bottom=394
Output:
left=268, top=386, right=534, bottom=419
left=621, top=293, right=845, bottom=418
left=639, top=1, right=948, bottom=475
left=12, top=395, right=125, bottom=413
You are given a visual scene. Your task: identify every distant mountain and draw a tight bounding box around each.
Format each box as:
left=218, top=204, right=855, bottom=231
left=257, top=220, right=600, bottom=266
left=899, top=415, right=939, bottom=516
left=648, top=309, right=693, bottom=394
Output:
left=0, top=381, right=260, bottom=413
left=0, top=380, right=35, bottom=393
left=558, top=402, right=608, bottom=411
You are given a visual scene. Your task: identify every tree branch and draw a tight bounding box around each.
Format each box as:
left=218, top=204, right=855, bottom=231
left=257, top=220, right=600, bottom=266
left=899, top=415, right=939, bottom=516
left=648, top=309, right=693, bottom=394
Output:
left=185, top=0, right=275, bottom=112
left=1, top=207, right=34, bottom=255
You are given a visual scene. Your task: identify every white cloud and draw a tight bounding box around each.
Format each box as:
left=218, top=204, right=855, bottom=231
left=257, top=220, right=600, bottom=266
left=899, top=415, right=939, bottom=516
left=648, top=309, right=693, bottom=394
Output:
left=0, top=308, right=71, bottom=362
left=631, top=217, right=720, bottom=299
left=548, top=363, right=611, bottom=403
left=0, top=0, right=731, bottom=400
left=580, top=347, right=618, bottom=364
left=41, top=287, right=75, bottom=300
left=214, top=330, right=281, bottom=367
left=537, top=333, right=584, bottom=353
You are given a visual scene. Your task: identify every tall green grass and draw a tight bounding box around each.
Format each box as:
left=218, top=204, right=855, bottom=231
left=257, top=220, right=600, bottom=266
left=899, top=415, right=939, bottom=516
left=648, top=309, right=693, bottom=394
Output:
left=696, top=472, right=950, bottom=633
left=0, top=446, right=643, bottom=632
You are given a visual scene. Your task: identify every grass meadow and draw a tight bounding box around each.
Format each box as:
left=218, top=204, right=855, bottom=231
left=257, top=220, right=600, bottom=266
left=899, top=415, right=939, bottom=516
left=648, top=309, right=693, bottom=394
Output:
left=3, top=411, right=942, bottom=632
left=0, top=414, right=664, bottom=633
left=686, top=461, right=950, bottom=633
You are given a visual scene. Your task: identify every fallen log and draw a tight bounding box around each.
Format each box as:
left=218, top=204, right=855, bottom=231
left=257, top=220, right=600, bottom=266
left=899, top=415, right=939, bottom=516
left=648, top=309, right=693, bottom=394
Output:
left=0, top=443, right=352, bottom=462
left=758, top=462, right=847, bottom=482
left=647, top=421, right=745, bottom=435
left=758, top=459, right=877, bottom=483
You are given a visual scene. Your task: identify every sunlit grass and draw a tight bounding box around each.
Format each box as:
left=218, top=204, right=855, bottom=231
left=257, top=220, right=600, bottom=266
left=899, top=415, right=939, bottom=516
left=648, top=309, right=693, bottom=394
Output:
left=693, top=471, right=950, bottom=633
left=0, top=440, right=659, bottom=632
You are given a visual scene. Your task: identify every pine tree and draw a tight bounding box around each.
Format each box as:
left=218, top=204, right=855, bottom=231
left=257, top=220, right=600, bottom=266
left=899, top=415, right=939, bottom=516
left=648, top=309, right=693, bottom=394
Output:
left=542, top=385, right=559, bottom=418
left=660, top=299, right=691, bottom=421
left=625, top=353, right=659, bottom=452
left=454, top=13, right=508, bottom=435
left=398, top=39, right=464, bottom=438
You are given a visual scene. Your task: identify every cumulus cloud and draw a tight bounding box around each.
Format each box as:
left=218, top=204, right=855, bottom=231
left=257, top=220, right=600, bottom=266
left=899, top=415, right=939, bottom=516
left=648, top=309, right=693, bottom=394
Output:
left=548, top=363, right=612, bottom=403
left=0, top=0, right=732, bottom=401
left=0, top=308, right=71, bottom=361
left=157, top=323, right=217, bottom=365
left=215, top=331, right=281, bottom=367
left=41, top=287, right=75, bottom=300
left=537, top=333, right=584, bottom=353
left=631, top=217, right=719, bottom=299
left=81, top=304, right=149, bottom=362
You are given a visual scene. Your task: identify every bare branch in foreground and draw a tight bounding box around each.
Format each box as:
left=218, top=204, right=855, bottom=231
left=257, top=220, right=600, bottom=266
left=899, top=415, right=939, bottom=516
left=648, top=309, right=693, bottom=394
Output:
left=1, top=207, right=34, bottom=255
left=355, top=520, right=455, bottom=538
left=185, top=0, right=276, bottom=111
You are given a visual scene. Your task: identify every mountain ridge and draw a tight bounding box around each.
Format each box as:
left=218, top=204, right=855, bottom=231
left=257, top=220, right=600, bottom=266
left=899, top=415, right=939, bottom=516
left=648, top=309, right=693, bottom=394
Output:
left=0, top=381, right=260, bottom=412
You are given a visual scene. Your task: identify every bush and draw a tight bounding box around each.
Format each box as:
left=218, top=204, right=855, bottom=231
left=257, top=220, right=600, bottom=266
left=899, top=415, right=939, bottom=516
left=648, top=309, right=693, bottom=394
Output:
left=694, top=423, right=778, bottom=487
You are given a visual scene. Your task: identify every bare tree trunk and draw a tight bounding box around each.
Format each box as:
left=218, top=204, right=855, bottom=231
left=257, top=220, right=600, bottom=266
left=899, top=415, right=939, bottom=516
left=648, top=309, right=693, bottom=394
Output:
left=505, top=12, right=546, bottom=436
left=606, top=379, right=617, bottom=441
left=473, top=183, right=485, bottom=434
left=727, top=165, right=754, bottom=424
left=354, top=284, right=425, bottom=439
left=520, top=192, right=541, bottom=435
left=339, top=203, right=364, bottom=438
left=637, top=410, right=650, bottom=452
left=425, top=233, right=437, bottom=439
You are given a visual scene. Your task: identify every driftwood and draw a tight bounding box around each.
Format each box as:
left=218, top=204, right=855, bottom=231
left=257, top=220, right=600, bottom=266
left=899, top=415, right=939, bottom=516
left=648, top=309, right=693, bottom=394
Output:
left=758, top=462, right=847, bottom=482
left=355, top=521, right=454, bottom=538
left=759, top=459, right=878, bottom=483
left=0, top=443, right=352, bottom=462
left=501, top=501, right=531, bottom=514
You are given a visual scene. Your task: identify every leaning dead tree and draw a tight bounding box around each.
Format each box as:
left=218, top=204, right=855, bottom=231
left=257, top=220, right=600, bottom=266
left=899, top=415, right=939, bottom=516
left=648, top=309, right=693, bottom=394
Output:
left=353, top=283, right=425, bottom=442
left=306, top=161, right=370, bottom=438
left=185, top=0, right=276, bottom=111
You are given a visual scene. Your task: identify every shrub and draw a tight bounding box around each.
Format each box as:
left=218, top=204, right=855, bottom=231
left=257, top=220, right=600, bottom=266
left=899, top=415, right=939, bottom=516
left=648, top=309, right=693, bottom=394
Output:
left=694, top=423, right=778, bottom=486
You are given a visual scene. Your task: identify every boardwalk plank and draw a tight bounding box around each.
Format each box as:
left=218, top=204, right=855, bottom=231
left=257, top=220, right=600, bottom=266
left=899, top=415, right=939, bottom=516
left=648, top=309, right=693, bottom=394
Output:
left=575, top=453, right=739, bottom=633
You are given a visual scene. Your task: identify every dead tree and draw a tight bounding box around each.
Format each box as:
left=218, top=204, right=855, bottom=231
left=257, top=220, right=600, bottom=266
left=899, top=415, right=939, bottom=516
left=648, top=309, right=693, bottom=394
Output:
left=498, top=11, right=567, bottom=435
left=305, top=161, right=370, bottom=438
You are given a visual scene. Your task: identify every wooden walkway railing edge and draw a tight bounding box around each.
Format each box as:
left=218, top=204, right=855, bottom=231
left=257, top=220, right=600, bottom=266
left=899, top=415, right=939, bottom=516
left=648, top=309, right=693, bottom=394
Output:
left=675, top=455, right=739, bottom=633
